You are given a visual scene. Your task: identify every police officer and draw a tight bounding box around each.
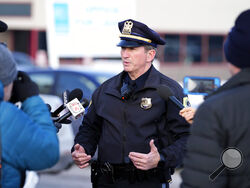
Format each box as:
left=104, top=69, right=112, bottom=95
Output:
left=72, top=19, right=190, bottom=188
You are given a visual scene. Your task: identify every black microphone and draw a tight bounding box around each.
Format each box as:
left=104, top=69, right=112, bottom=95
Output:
left=81, top=98, right=90, bottom=108
left=157, top=85, right=184, bottom=109
left=56, top=98, right=89, bottom=123
left=47, top=103, right=72, bottom=124
left=0, top=20, right=8, bottom=32
left=52, top=88, right=83, bottom=117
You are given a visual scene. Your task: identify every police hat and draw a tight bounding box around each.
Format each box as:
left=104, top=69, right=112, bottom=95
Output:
left=117, top=19, right=165, bottom=48
left=0, top=20, right=8, bottom=32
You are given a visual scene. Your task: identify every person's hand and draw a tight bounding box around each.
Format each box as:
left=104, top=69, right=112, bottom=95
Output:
left=10, top=71, right=39, bottom=103
left=53, top=122, right=62, bottom=133
left=71, top=144, right=92, bottom=169
left=129, top=139, right=160, bottom=170
left=179, top=107, right=196, bottom=124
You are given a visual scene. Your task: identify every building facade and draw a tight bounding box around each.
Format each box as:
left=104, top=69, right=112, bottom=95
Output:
left=0, top=0, right=249, bottom=80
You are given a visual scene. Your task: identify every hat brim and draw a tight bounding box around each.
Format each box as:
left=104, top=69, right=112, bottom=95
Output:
left=117, top=40, right=143, bottom=47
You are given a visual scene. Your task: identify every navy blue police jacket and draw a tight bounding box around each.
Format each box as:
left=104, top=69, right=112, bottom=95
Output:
left=74, top=66, right=190, bottom=170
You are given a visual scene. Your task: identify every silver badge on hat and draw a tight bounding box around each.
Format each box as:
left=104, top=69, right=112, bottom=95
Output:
left=122, top=21, right=133, bottom=35
left=140, top=98, right=152, bottom=110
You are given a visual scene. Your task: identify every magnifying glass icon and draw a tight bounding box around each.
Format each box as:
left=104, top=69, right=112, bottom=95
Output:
left=209, top=147, right=243, bottom=181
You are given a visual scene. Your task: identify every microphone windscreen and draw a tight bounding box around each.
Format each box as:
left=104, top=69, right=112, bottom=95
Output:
left=156, top=85, right=173, bottom=101
left=0, top=20, right=8, bottom=32
left=69, top=88, right=83, bottom=101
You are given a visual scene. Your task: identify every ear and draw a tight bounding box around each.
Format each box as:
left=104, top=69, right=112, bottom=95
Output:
left=227, top=62, right=241, bottom=75
left=3, top=82, right=13, bottom=101
left=146, top=49, right=156, bottom=62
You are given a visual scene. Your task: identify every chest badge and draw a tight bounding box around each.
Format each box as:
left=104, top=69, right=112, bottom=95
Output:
left=140, top=98, right=152, bottom=110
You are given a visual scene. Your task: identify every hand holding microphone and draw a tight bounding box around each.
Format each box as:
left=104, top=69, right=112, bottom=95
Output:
left=157, top=85, right=195, bottom=123
left=51, top=88, right=89, bottom=124
left=47, top=88, right=89, bottom=132
left=55, top=98, right=89, bottom=123
left=179, top=107, right=196, bottom=124
left=51, top=88, right=83, bottom=117
left=48, top=88, right=83, bottom=125
left=156, top=85, right=184, bottom=109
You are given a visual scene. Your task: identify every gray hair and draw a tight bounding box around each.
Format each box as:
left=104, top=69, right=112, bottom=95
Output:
left=143, top=45, right=157, bottom=62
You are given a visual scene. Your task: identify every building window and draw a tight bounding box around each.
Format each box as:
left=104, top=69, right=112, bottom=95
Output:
left=186, top=35, right=202, bottom=63
left=161, top=33, right=225, bottom=65
left=13, top=30, right=30, bottom=53
left=208, top=36, right=224, bottom=63
left=164, top=35, right=180, bottom=62
left=38, top=32, right=47, bottom=51
left=0, top=3, right=31, bottom=16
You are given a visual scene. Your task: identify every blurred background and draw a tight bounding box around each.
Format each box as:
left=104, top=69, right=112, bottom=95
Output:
left=0, top=0, right=249, bottom=187
left=1, top=0, right=249, bottom=81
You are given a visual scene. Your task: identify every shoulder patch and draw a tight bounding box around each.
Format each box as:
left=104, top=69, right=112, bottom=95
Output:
left=183, top=97, right=191, bottom=107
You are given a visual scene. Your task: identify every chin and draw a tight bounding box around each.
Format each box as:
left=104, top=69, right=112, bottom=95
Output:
left=123, top=66, right=131, bottom=72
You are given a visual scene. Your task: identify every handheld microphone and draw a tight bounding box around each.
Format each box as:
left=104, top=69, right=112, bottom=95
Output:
left=157, top=85, right=184, bottom=109
left=80, top=98, right=90, bottom=108
left=52, top=88, right=83, bottom=117
left=55, top=98, right=89, bottom=123
left=47, top=103, right=72, bottom=124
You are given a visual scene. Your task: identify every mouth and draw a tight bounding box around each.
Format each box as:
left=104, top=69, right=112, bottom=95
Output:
left=123, top=61, right=130, bottom=65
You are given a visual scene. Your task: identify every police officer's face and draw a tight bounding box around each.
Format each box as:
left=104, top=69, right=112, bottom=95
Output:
left=121, top=46, right=155, bottom=79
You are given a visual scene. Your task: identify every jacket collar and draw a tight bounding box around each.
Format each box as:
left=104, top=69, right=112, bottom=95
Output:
left=143, top=66, right=161, bottom=89
left=112, top=65, right=160, bottom=90
left=105, top=65, right=161, bottom=98
left=123, top=66, right=152, bottom=90
left=206, top=68, right=250, bottom=99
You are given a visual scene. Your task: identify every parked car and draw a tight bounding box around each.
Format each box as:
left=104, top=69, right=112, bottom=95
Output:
left=19, top=66, right=115, bottom=100
left=26, top=66, right=116, bottom=134
left=12, top=51, right=35, bottom=66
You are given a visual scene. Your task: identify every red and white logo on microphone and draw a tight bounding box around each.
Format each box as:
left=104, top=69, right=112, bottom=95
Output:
left=66, top=98, right=85, bottom=118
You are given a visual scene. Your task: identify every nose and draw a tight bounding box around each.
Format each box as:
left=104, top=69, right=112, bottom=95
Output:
left=121, top=47, right=129, bottom=58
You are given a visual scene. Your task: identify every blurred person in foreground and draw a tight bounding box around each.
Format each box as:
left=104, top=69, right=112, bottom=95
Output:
left=0, top=20, right=59, bottom=187
left=181, top=9, right=250, bottom=188
left=71, top=19, right=190, bottom=188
